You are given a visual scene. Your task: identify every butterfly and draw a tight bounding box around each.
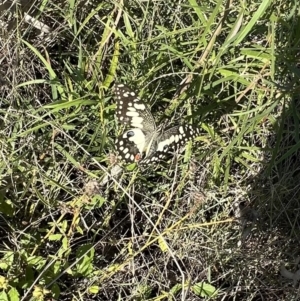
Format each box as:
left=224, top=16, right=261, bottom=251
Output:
left=114, top=83, right=200, bottom=164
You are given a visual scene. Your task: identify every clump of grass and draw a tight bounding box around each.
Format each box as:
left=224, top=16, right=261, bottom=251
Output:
left=0, top=0, right=300, bottom=300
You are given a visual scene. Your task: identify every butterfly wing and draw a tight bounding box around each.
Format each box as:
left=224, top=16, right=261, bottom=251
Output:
left=114, top=83, right=156, bottom=132
left=114, top=83, right=157, bottom=163
left=141, top=125, right=201, bottom=164
left=115, top=129, right=146, bottom=163
left=113, top=83, right=200, bottom=165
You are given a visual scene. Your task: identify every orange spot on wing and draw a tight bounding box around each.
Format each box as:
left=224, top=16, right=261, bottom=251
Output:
left=134, top=153, right=142, bottom=162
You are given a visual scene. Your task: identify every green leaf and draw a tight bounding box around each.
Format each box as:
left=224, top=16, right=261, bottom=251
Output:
left=85, top=195, right=106, bottom=209
left=169, top=283, right=182, bottom=296
left=123, top=11, right=135, bottom=39
left=20, top=266, right=34, bottom=289
left=42, top=98, right=97, bottom=111
left=48, top=234, right=63, bottom=241
left=232, top=0, right=272, bottom=46
left=0, top=291, right=8, bottom=301
left=51, top=261, right=61, bottom=275
left=0, top=252, right=14, bottom=270
left=125, top=163, right=137, bottom=171
left=62, top=237, right=69, bottom=251
left=0, top=275, right=8, bottom=289
left=187, top=0, right=206, bottom=24
left=75, top=244, right=95, bottom=276
left=133, top=283, right=152, bottom=299
left=21, top=39, right=65, bottom=100
left=158, top=236, right=168, bottom=253
left=0, top=197, right=15, bottom=217
left=51, top=283, right=61, bottom=299
left=88, top=286, right=100, bottom=294
left=192, top=282, right=217, bottom=297
left=8, top=287, right=19, bottom=301
left=61, top=220, right=68, bottom=233
left=27, top=256, right=46, bottom=270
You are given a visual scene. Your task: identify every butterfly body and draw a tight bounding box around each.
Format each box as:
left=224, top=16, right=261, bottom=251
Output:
left=114, top=83, right=200, bottom=164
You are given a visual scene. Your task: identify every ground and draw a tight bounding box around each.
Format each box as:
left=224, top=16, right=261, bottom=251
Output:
left=0, top=0, right=300, bottom=300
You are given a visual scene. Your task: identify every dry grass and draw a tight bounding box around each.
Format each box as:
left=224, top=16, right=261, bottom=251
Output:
left=0, top=0, right=300, bottom=300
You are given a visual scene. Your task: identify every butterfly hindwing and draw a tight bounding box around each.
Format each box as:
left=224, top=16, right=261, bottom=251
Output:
left=114, top=83, right=156, bottom=132
left=140, top=125, right=201, bottom=164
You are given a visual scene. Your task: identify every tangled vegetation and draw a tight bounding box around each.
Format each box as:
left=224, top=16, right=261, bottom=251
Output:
left=0, top=0, right=300, bottom=300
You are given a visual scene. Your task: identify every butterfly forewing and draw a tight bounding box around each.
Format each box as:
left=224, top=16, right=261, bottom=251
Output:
left=114, top=83, right=156, bottom=132
left=115, top=129, right=146, bottom=163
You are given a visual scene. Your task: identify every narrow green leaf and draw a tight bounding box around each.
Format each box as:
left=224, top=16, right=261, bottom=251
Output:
left=158, top=236, right=168, bottom=252
left=187, top=0, right=206, bottom=24
left=232, top=0, right=272, bottom=46
left=21, top=39, right=65, bottom=100
left=48, top=234, right=63, bottom=241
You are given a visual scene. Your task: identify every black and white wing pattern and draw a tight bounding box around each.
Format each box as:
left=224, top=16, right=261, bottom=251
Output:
left=114, top=83, right=156, bottom=163
left=140, top=125, right=201, bottom=165
left=113, top=83, right=200, bottom=165
left=115, top=128, right=146, bottom=163
left=114, top=83, right=156, bottom=132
